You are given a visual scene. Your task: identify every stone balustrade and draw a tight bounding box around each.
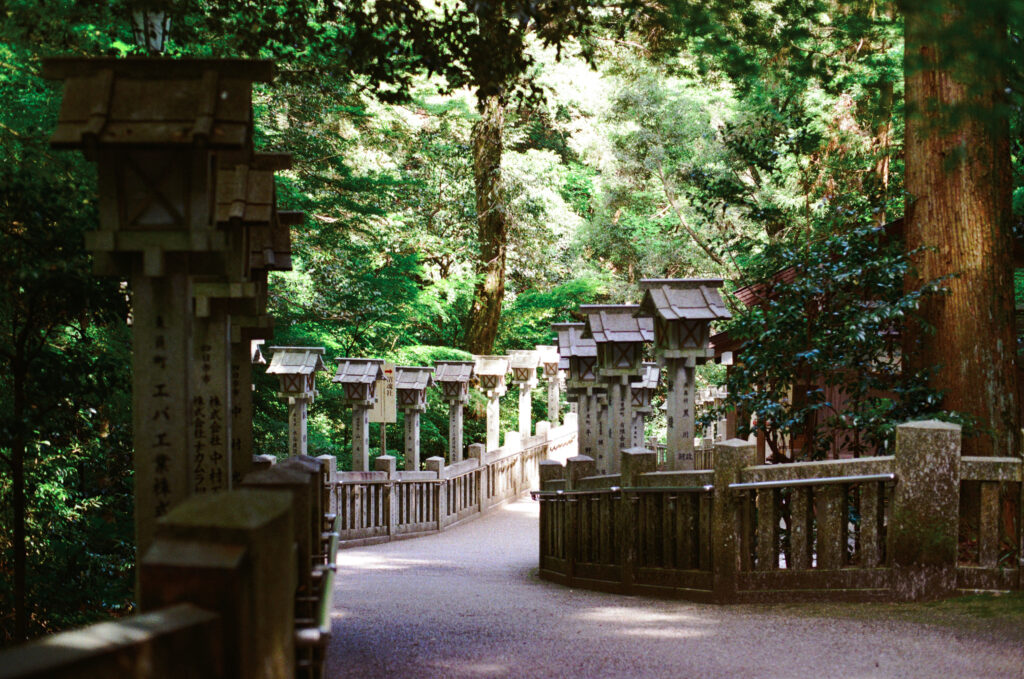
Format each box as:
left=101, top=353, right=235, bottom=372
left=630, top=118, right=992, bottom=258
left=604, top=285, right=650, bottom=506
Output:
left=535, top=420, right=1023, bottom=602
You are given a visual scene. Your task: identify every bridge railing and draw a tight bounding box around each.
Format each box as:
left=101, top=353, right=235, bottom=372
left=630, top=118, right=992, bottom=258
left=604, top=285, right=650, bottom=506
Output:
left=333, top=416, right=578, bottom=547
left=536, top=420, right=1023, bottom=603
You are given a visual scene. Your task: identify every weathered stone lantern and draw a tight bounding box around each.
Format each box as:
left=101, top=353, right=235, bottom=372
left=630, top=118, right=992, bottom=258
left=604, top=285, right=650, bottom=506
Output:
left=535, top=345, right=562, bottom=425
left=509, top=350, right=540, bottom=436
left=474, top=356, right=511, bottom=451
left=551, top=323, right=604, bottom=462
left=395, top=366, right=435, bottom=470
left=433, top=361, right=476, bottom=463
left=267, top=347, right=327, bottom=458
left=637, top=278, right=731, bottom=470
left=630, top=362, right=661, bottom=448
left=43, top=56, right=273, bottom=555
left=332, top=358, right=386, bottom=472
left=580, top=305, right=654, bottom=474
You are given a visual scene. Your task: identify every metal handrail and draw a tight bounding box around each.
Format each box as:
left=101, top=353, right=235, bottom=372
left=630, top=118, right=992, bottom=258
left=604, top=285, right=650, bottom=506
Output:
left=531, top=484, right=714, bottom=500
left=729, top=473, right=896, bottom=491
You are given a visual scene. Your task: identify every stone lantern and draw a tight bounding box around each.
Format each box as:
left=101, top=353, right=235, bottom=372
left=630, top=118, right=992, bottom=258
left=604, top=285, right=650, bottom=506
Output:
left=551, top=323, right=605, bottom=462
left=509, top=350, right=540, bottom=436
left=535, top=345, right=562, bottom=425
left=43, top=56, right=273, bottom=555
left=630, top=362, right=661, bottom=448
left=332, top=358, right=386, bottom=472
left=637, top=278, right=731, bottom=470
left=433, top=361, right=476, bottom=463
left=267, top=347, right=327, bottom=458
left=473, top=356, right=510, bottom=451
left=580, top=305, right=654, bottom=474
left=395, top=366, right=435, bottom=470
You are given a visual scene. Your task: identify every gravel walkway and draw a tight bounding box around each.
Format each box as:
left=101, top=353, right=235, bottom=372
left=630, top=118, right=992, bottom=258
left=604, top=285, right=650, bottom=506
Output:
left=326, top=498, right=1024, bottom=679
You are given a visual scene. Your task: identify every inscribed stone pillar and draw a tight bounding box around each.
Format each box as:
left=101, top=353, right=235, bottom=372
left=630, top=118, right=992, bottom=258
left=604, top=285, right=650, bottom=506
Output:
left=288, top=399, right=309, bottom=457
left=352, top=404, right=370, bottom=472
left=449, top=401, right=464, bottom=463
left=607, top=376, right=631, bottom=474
left=667, top=360, right=696, bottom=470
left=190, top=310, right=232, bottom=494
left=404, top=409, right=421, bottom=471
left=547, top=378, right=560, bottom=426
left=131, top=269, right=194, bottom=557
left=230, top=339, right=254, bottom=485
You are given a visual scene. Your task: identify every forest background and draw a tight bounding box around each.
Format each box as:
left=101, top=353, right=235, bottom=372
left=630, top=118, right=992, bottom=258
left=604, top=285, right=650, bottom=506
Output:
left=1, top=0, right=1022, bottom=643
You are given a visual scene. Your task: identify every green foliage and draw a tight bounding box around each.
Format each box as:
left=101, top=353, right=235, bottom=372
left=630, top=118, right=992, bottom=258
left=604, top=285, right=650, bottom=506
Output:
left=709, top=220, right=951, bottom=460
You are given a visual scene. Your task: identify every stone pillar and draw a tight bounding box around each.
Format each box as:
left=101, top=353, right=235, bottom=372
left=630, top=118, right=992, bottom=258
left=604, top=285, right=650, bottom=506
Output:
left=190, top=310, right=232, bottom=494
left=486, top=393, right=501, bottom=451
left=631, top=410, right=646, bottom=448
left=449, top=400, right=464, bottom=463
left=539, top=459, right=565, bottom=489
left=578, top=395, right=593, bottom=458
left=317, top=454, right=338, bottom=516
left=230, top=338, right=255, bottom=486
left=607, top=377, right=631, bottom=475
left=139, top=490, right=295, bottom=679
left=518, top=382, right=533, bottom=436
left=425, top=456, right=446, bottom=530
left=403, top=409, right=421, bottom=470
left=667, top=359, right=696, bottom=470
left=566, top=455, right=597, bottom=490
left=131, top=269, right=194, bottom=557
left=593, top=393, right=610, bottom=473
left=892, top=420, right=961, bottom=601
left=287, top=398, right=309, bottom=457
left=617, top=448, right=657, bottom=593
left=468, top=443, right=486, bottom=512
left=375, top=455, right=398, bottom=536
left=711, top=439, right=755, bottom=603
left=547, top=376, right=560, bottom=425
left=352, top=404, right=370, bottom=472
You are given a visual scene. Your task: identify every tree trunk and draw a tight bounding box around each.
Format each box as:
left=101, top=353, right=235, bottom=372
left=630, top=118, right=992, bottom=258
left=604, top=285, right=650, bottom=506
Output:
left=903, top=1, right=1019, bottom=456
left=464, top=94, right=508, bottom=355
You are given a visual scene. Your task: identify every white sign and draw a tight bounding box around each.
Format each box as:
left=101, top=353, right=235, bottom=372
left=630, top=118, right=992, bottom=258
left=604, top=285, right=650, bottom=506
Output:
left=370, top=362, right=397, bottom=423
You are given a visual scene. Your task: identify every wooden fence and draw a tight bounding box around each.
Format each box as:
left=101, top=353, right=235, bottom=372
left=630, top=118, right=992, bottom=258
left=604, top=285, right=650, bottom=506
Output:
left=537, top=420, right=1023, bottom=603
left=334, top=417, right=578, bottom=547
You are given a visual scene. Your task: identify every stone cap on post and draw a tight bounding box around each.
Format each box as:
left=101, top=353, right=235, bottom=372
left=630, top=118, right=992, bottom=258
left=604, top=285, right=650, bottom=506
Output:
left=374, top=455, right=397, bottom=475
left=636, top=278, right=730, bottom=360
left=433, top=360, right=475, bottom=404
left=267, top=346, right=326, bottom=403
left=580, top=305, right=653, bottom=376
left=620, top=447, right=657, bottom=486
left=566, top=455, right=597, bottom=489
left=473, top=355, right=510, bottom=397
left=395, top=366, right=435, bottom=412
left=332, top=358, right=386, bottom=407
left=539, top=459, right=565, bottom=489
left=509, top=349, right=540, bottom=386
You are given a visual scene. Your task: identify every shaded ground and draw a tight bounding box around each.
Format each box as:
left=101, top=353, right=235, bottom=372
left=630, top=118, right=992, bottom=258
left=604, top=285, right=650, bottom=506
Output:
left=326, top=498, right=1024, bottom=678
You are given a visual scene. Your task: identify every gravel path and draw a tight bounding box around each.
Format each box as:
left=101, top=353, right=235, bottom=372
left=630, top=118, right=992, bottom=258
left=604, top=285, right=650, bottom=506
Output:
left=326, top=498, right=1023, bottom=679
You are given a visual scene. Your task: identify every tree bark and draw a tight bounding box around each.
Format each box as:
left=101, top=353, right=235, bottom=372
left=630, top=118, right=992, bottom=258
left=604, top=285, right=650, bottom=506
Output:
left=903, top=1, right=1019, bottom=456
left=12, top=359, right=27, bottom=642
left=464, top=94, right=508, bottom=355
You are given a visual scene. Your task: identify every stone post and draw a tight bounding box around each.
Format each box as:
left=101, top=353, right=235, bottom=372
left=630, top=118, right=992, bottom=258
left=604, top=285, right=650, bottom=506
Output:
left=374, top=455, right=398, bottom=536
left=474, top=356, right=510, bottom=451
left=403, top=408, right=421, bottom=471
left=288, top=398, right=309, bottom=457
left=468, top=443, right=486, bottom=511
left=448, top=401, right=464, bottom=462
left=230, top=330, right=270, bottom=486
left=352, top=404, right=371, bottom=471
left=607, top=376, right=631, bottom=475
left=510, top=350, right=540, bottom=437
left=425, top=456, right=446, bottom=530
left=433, top=361, right=475, bottom=464
left=190, top=308, right=233, bottom=494
left=891, top=420, right=961, bottom=601
left=566, top=455, right=597, bottom=490
left=139, top=490, right=295, bottom=679
left=539, top=459, right=564, bottom=489
left=547, top=376, right=560, bottom=425
left=518, top=382, right=533, bottom=436
left=666, top=358, right=697, bottom=470
left=617, top=448, right=657, bottom=593
left=711, top=438, right=755, bottom=603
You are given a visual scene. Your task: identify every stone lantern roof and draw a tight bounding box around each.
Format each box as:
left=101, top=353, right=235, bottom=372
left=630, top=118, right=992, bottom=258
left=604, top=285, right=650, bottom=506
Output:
left=636, top=279, right=731, bottom=321
left=433, top=361, right=476, bottom=384
left=266, top=347, right=326, bottom=376
left=43, top=58, right=274, bottom=150
left=474, top=355, right=510, bottom=377
left=551, top=323, right=596, bottom=360
left=217, top=153, right=291, bottom=226
left=634, top=362, right=661, bottom=391
left=579, top=305, right=654, bottom=344
left=331, top=358, right=385, bottom=385
left=395, top=366, right=435, bottom=392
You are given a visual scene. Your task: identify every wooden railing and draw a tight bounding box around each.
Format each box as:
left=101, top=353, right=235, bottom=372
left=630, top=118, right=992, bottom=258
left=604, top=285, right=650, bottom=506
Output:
left=537, top=421, right=1023, bottom=603
left=0, top=455, right=341, bottom=679
left=333, top=417, right=578, bottom=547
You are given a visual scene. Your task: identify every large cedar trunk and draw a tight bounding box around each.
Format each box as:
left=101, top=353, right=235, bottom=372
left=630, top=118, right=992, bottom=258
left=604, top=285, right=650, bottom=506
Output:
left=464, top=94, right=508, bottom=355
left=903, top=1, right=1019, bottom=456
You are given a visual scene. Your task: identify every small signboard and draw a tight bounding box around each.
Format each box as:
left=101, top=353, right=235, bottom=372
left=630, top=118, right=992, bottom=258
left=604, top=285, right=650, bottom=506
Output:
left=370, top=362, right=397, bottom=423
